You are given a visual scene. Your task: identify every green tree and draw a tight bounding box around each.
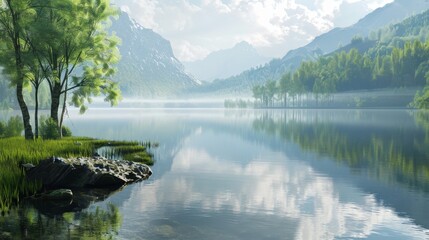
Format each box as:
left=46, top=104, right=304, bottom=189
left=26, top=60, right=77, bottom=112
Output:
left=252, top=85, right=263, bottom=106
left=279, top=73, right=291, bottom=106
left=265, top=80, right=277, bottom=107
left=28, top=0, right=121, bottom=137
left=0, top=0, right=36, bottom=139
left=413, top=72, right=429, bottom=109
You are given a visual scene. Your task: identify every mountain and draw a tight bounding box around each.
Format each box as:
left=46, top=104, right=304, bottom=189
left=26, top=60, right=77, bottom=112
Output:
left=110, top=12, right=198, bottom=98
left=305, top=0, right=429, bottom=53
left=189, top=0, right=429, bottom=97
left=183, top=41, right=269, bottom=83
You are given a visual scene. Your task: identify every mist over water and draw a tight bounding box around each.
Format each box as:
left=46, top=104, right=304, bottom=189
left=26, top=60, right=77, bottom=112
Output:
left=1, top=107, right=428, bottom=239
left=63, top=108, right=429, bottom=239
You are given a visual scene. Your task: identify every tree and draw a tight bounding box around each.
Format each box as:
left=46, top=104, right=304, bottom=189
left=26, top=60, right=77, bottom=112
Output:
left=24, top=56, right=44, bottom=138
left=413, top=87, right=429, bottom=109
left=279, top=73, right=291, bottom=107
left=28, top=0, right=121, bottom=137
left=252, top=85, right=263, bottom=106
left=0, top=0, right=35, bottom=139
left=265, top=80, right=277, bottom=107
left=413, top=72, right=429, bottom=109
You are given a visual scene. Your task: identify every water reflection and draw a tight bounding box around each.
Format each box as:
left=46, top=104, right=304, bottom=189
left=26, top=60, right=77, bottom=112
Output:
left=16, top=108, right=428, bottom=239
left=111, top=110, right=429, bottom=239
left=0, top=202, right=121, bottom=239
left=252, top=110, right=429, bottom=192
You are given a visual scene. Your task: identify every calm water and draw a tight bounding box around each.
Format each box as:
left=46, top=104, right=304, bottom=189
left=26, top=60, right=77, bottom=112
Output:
left=1, top=108, right=429, bottom=239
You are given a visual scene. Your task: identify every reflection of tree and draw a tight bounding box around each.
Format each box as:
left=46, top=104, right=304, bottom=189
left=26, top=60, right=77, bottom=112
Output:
left=0, top=203, right=121, bottom=239
left=415, top=110, right=429, bottom=144
left=252, top=111, right=429, bottom=192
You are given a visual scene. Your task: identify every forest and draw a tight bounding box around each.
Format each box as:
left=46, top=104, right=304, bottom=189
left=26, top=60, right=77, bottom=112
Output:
left=253, top=10, right=429, bottom=109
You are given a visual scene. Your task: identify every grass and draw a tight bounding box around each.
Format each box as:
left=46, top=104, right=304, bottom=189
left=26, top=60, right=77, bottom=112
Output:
left=0, top=137, right=155, bottom=214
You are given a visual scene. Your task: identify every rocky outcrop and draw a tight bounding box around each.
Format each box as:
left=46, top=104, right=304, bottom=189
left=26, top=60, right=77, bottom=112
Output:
left=38, top=189, right=74, bottom=200
left=26, top=156, right=152, bottom=189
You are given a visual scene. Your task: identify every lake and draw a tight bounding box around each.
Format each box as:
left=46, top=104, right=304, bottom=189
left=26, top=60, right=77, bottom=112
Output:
left=1, top=108, right=429, bottom=239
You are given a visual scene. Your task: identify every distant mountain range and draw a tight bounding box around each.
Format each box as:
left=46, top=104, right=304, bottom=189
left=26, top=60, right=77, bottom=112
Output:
left=183, top=41, right=269, bottom=83
left=109, top=0, right=429, bottom=98
left=187, top=0, right=429, bottom=97
left=110, top=12, right=199, bottom=98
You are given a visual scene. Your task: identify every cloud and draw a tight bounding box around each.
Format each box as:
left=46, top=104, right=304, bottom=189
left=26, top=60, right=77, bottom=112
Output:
left=112, top=0, right=393, bottom=61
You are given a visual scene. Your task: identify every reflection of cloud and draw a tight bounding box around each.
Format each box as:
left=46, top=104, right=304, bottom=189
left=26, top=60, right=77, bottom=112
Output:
left=120, top=124, right=428, bottom=239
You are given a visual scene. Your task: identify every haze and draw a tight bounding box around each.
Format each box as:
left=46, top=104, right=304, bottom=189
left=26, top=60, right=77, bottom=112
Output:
left=113, top=0, right=393, bottom=62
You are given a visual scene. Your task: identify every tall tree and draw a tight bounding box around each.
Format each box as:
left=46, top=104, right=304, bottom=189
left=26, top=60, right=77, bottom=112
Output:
left=0, top=0, right=35, bottom=139
left=29, top=0, right=121, bottom=136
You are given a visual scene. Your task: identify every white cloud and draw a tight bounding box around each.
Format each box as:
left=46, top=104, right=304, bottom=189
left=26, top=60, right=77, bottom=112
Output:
left=112, top=0, right=393, bottom=61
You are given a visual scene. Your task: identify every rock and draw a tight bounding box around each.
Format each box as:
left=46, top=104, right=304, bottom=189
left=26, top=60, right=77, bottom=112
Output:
left=40, top=189, right=73, bottom=200
left=26, top=156, right=152, bottom=189
left=21, top=163, right=35, bottom=171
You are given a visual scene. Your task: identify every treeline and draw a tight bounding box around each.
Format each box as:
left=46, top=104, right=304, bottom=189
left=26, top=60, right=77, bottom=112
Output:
left=252, top=9, right=429, bottom=109
left=253, top=38, right=429, bottom=108
left=0, top=0, right=121, bottom=139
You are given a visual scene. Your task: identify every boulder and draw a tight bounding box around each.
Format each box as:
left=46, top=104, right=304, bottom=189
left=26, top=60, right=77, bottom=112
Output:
left=26, top=156, right=152, bottom=189
left=40, top=189, right=73, bottom=200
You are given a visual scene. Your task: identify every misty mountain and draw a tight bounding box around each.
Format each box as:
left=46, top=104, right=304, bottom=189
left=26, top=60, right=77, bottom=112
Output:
left=183, top=41, right=269, bottom=83
left=110, top=12, right=198, bottom=98
left=188, top=0, right=429, bottom=97
left=306, top=0, right=429, bottom=53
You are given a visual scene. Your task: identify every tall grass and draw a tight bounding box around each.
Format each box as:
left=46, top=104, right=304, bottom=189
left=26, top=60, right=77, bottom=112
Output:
left=0, top=137, right=154, bottom=214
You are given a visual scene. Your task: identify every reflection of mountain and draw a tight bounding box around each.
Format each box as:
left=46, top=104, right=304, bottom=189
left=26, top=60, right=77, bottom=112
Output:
left=250, top=110, right=429, bottom=229
left=119, top=113, right=428, bottom=239
left=66, top=109, right=429, bottom=238
left=252, top=110, right=429, bottom=192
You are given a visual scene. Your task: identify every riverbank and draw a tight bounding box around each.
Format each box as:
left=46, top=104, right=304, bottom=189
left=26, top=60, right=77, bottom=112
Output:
left=0, top=137, right=154, bottom=214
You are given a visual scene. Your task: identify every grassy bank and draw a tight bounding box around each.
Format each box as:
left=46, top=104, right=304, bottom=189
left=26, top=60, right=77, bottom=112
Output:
left=0, top=137, right=154, bottom=214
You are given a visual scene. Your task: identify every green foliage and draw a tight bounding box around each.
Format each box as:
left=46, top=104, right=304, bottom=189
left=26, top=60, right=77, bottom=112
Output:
left=0, top=116, right=24, bottom=138
left=247, top=10, right=429, bottom=108
left=0, top=0, right=122, bottom=139
left=26, top=0, right=122, bottom=116
left=0, top=203, right=122, bottom=239
left=39, top=117, right=60, bottom=140
left=252, top=112, right=429, bottom=192
left=0, top=136, right=154, bottom=213
left=100, top=144, right=154, bottom=165
left=412, top=87, right=429, bottom=109
left=38, top=116, right=73, bottom=139
left=253, top=80, right=278, bottom=107
left=253, top=38, right=429, bottom=107
left=61, top=125, right=72, bottom=137
left=224, top=99, right=250, bottom=108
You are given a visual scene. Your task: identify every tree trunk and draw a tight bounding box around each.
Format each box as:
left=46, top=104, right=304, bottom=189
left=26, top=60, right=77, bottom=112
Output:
left=34, top=85, right=39, bottom=138
left=59, top=80, right=68, bottom=138
left=16, top=82, right=33, bottom=139
left=50, top=83, right=61, bottom=124
left=8, top=1, right=34, bottom=140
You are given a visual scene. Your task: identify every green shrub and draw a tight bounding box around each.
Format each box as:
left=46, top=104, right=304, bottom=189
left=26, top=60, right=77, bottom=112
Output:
left=0, top=116, right=23, bottom=138
left=39, top=116, right=60, bottom=139
left=5, top=116, right=23, bottom=137
left=0, top=121, right=5, bottom=137
left=39, top=116, right=73, bottom=139
left=62, top=125, right=72, bottom=137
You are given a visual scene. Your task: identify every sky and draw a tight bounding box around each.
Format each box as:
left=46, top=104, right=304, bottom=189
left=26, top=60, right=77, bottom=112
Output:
left=112, top=0, right=394, bottom=62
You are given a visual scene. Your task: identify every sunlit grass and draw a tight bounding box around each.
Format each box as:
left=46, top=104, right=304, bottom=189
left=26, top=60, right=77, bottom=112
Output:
left=0, top=137, right=155, bottom=214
